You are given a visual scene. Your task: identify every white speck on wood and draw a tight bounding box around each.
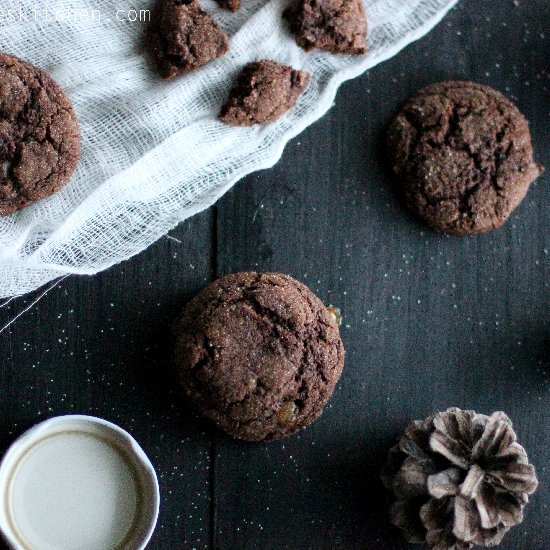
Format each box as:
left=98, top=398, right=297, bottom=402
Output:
left=166, top=235, right=184, bottom=244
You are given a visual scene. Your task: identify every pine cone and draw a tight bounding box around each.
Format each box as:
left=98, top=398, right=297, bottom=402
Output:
left=381, top=408, right=538, bottom=549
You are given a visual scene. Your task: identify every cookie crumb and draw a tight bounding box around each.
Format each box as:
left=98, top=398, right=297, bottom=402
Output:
left=215, top=0, right=240, bottom=11
left=327, top=305, right=342, bottom=326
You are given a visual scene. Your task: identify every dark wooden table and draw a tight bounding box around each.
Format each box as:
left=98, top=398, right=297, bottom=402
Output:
left=1, top=1, right=548, bottom=548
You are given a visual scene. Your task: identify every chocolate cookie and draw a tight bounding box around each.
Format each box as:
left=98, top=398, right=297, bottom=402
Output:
left=284, top=0, right=368, bottom=55
left=151, top=0, right=229, bottom=79
left=174, top=272, right=345, bottom=441
left=387, top=81, right=543, bottom=235
left=219, top=60, right=311, bottom=126
left=0, top=54, right=80, bottom=216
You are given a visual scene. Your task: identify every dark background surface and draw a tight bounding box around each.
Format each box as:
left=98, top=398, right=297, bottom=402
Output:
left=0, top=1, right=549, bottom=548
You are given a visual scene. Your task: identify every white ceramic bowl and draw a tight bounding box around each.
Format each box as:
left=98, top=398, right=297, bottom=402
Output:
left=0, top=415, right=159, bottom=550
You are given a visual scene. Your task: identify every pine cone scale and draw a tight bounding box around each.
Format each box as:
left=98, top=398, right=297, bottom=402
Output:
left=427, top=468, right=462, bottom=498
left=471, top=414, right=514, bottom=462
left=460, top=464, right=485, bottom=500
left=487, top=462, right=538, bottom=494
left=474, top=485, right=503, bottom=530
left=430, top=430, right=471, bottom=469
left=454, top=496, right=479, bottom=543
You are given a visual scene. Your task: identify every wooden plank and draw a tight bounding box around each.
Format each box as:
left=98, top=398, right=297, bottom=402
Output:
left=0, top=211, right=215, bottom=549
left=212, top=1, right=550, bottom=548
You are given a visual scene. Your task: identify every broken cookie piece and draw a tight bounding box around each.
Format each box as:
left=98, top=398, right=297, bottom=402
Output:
left=215, top=0, right=240, bottom=12
left=284, top=0, right=368, bottom=55
left=219, top=60, right=311, bottom=126
left=151, top=0, right=229, bottom=79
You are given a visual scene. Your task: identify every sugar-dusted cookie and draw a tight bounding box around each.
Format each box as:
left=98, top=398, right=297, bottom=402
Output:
left=174, top=272, right=345, bottom=441
left=0, top=54, right=80, bottom=215
left=387, top=81, right=543, bottom=234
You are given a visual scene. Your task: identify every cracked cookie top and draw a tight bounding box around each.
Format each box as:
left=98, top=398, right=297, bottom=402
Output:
left=387, top=81, right=543, bottom=235
left=219, top=60, right=311, bottom=126
left=151, top=0, right=229, bottom=79
left=174, top=272, right=345, bottom=441
left=0, top=54, right=80, bottom=216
